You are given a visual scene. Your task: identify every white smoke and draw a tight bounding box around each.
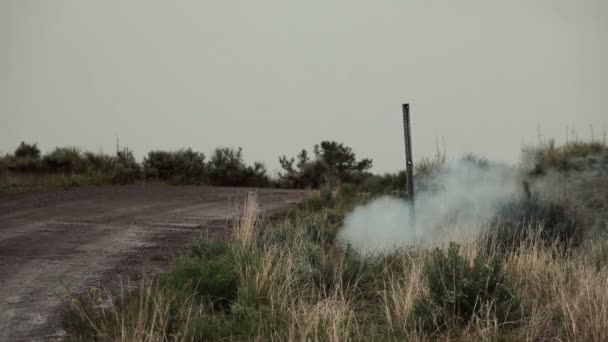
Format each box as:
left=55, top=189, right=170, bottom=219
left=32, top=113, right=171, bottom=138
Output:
left=337, top=160, right=522, bottom=251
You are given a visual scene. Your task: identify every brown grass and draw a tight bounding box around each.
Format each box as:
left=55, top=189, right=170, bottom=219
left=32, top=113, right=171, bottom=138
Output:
left=66, top=190, right=608, bottom=341
left=231, top=191, right=259, bottom=249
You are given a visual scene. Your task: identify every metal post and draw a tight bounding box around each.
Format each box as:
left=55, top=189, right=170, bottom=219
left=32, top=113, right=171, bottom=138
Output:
left=402, top=103, right=416, bottom=226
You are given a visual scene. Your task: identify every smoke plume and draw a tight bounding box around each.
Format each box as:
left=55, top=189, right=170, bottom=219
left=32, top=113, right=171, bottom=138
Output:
left=337, top=160, right=522, bottom=251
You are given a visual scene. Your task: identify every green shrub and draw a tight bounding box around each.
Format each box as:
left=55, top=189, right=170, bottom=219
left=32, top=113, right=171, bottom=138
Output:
left=0, top=155, right=7, bottom=174
left=6, top=155, right=44, bottom=173
left=186, top=305, right=284, bottom=341
left=43, top=147, right=89, bottom=174
left=14, top=141, right=41, bottom=159
left=336, top=184, right=358, bottom=207
left=110, top=148, right=141, bottom=184
left=187, top=238, right=234, bottom=259
left=166, top=240, right=238, bottom=309
left=83, top=152, right=115, bottom=174
left=302, top=189, right=335, bottom=211
left=303, top=211, right=340, bottom=244
left=309, top=244, right=377, bottom=296
left=3, top=142, right=44, bottom=173
left=279, top=141, right=373, bottom=189
left=525, top=139, right=608, bottom=174
left=489, top=195, right=582, bottom=253
left=143, top=148, right=206, bottom=184
left=165, top=255, right=238, bottom=308
left=359, top=171, right=408, bottom=196
left=415, top=243, right=520, bottom=333
left=208, top=147, right=270, bottom=187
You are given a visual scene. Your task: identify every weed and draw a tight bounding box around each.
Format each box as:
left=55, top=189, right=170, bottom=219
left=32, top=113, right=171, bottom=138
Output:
left=414, top=242, right=520, bottom=334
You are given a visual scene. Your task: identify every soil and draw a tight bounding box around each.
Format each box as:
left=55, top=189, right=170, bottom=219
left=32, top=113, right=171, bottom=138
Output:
left=0, top=185, right=306, bottom=341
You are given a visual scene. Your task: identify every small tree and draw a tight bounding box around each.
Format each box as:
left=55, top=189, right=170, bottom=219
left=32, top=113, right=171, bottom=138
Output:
left=278, top=141, right=373, bottom=188
left=9, top=142, right=43, bottom=172
left=208, top=147, right=270, bottom=187
left=14, top=142, right=41, bottom=159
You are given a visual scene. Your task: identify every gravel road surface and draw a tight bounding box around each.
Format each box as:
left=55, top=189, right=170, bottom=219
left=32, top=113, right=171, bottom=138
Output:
left=0, top=185, right=306, bottom=341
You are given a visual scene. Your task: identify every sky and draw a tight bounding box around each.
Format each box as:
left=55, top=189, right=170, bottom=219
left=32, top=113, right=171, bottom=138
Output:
left=1, top=0, right=606, bottom=174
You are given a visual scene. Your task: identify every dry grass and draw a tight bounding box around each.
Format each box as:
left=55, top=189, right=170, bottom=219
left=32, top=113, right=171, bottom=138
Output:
left=65, top=277, right=199, bottom=342
left=500, top=235, right=608, bottom=341
left=286, top=293, right=357, bottom=342
left=524, top=138, right=607, bottom=173
left=231, top=191, right=260, bottom=249
left=381, top=255, right=426, bottom=335
left=65, top=189, right=608, bottom=341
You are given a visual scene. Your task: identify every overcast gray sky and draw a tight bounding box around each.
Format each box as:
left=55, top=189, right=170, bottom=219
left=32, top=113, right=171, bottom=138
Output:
left=1, top=0, right=606, bottom=173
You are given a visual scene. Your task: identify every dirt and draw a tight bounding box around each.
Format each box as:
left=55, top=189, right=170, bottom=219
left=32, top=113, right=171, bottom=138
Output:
left=0, top=185, right=307, bottom=341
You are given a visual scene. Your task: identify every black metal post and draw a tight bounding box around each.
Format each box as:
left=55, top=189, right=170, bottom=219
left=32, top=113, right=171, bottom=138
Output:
left=402, top=103, right=416, bottom=226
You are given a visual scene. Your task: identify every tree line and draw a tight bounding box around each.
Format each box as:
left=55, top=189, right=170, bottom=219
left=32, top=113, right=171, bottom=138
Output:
left=0, top=141, right=404, bottom=191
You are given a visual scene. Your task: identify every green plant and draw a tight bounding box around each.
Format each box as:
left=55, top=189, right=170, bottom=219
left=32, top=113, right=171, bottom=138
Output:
left=279, top=141, right=373, bottom=189
left=143, top=148, right=206, bottom=184
left=110, top=148, right=141, bottom=184
left=43, top=147, right=89, bottom=174
left=414, top=243, right=520, bottom=333
left=207, top=147, right=270, bottom=187
left=166, top=254, right=238, bottom=309
left=7, top=142, right=44, bottom=173
left=359, top=171, right=408, bottom=196
left=490, top=195, right=582, bottom=253
left=84, top=152, right=116, bottom=174
left=0, top=155, right=7, bottom=174
left=525, top=139, right=608, bottom=175
left=14, top=141, right=41, bottom=159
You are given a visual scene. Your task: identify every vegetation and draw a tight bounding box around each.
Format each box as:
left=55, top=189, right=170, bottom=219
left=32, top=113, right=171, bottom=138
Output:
left=2, top=141, right=379, bottom=194
left=207, top=147, right=270, bottom=187
left=57, top=139, right=608, bottom=341
left=0, top=142, right=143, bottom=193
left=0, top=143, right=274, bottom=194
left=278, top=141, right=373, bottom=188
left=525, top=138, right=608, bottom=175
left=143, top=149, right=207, bottom=185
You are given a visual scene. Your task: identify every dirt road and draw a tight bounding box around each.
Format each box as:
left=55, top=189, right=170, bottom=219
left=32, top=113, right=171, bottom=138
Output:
left=0, top=185, right=306, bottom=341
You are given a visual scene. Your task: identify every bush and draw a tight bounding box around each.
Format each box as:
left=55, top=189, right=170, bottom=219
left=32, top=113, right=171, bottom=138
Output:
left=359, top=171, right=408, bottom=196
left=14, top=142, right=41, bottom=159
left=283, top=159, right=329, bottom=189
left=302, top=189, right=335, bottom=211
left=0, top=155, right=7, bottom=174
left=110, top=148, right=141, bottom=185
left=83, top=152, right=116, bottom=174
left=415, top=242, right=520, bottom=333
left=144, top=149, right=206, bottom=184
left=489, top=194, right=582, bottom=253
left=43, top=147, right=89, bottom=174
left=308, top=244, right=377, bottom=296
left=6, top=155, right=44, bottom=173
left=166, top=255, right=237, bottom=309
left=525, top=139, right=608, bottom=174
left=208, top=147, right=270, bottom=187
left=279, top=141, right=373, bottom=189
left=4, top=142, right=44, bottom=173
left=167, top=240, right=237, bottom=309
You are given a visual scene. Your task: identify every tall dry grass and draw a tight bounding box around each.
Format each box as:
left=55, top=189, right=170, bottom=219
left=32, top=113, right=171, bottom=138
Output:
left=65, top=277, right=199, bottom=342
left=501, top=234, right=608, bottom=341
left=381, top=255, right=426, bottom=336
left=231, top=191, right=260, bottom=249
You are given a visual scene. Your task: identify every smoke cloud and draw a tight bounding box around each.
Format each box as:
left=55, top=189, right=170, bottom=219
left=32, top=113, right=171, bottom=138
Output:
left=337, top=160, right=523, bottom=251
